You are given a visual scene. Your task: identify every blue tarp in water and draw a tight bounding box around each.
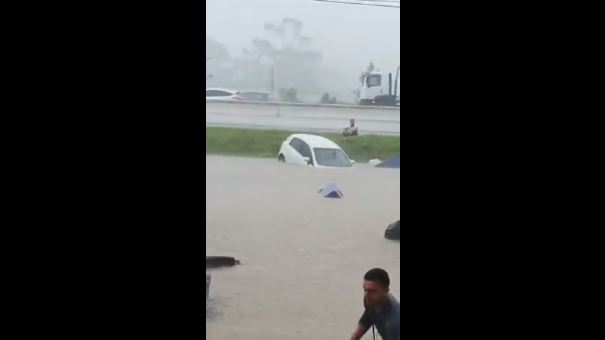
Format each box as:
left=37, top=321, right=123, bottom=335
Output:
left=376, top=154, right=400, bottom=168
left=384, top=220, right=400, bottom=240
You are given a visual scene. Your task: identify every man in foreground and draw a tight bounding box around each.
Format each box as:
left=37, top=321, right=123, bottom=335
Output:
left=350, top=268, right=400, bottom=340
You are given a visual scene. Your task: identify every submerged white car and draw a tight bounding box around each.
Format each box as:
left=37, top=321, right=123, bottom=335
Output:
left=277, top=134, right=354, bottom=168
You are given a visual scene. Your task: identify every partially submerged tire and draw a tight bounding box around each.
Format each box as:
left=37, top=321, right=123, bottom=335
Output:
left=384, top=220, right=400, bottom=240
left=278, top=154, right=285, bottom=162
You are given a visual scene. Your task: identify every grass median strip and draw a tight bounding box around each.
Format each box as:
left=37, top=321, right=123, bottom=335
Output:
left=206, top=127, right=400, bottom=162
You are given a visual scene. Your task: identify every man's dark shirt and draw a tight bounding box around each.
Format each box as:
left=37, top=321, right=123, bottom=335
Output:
left=359, top=294, right=400, bottom=340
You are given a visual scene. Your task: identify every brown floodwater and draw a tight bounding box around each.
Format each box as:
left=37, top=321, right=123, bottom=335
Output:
left=206, top=156, right=400, bottom=339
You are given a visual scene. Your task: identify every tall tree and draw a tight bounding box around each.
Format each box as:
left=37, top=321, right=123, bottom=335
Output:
left=242, top=18, right=322, bottom=94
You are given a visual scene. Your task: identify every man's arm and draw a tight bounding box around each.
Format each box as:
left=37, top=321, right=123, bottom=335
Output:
left=351, top=309, right=372, bottom=340
left=350, top=323, right=370, bottom=340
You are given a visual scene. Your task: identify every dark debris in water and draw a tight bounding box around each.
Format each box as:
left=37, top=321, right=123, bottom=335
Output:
left=206, top=256, right=241, bottom=269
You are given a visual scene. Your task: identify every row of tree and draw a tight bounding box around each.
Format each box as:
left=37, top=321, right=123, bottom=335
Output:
left=207, top=18, right=385, bottom=103
left=206, top=18, right=322, bottom=99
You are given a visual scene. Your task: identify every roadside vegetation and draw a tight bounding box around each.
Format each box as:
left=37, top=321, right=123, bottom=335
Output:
left=206, top=127, right=400, bottom=162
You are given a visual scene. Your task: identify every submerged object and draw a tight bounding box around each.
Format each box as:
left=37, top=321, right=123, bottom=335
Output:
left=206, top=256, right=241, bottom=268
left=384, top=220, right=400, bottom=240
left=206, top=256, right=239, bottom=302
left=369, top=159, right=382, bottom=166
left=206, top=274, right=211, bottom=300
left=376, top=154, right=400, bottom=168
left=318, top=183, right=344, bottom=198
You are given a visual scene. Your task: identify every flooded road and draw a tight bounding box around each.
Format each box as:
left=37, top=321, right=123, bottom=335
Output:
left=206, top=156, right=400, bottom=339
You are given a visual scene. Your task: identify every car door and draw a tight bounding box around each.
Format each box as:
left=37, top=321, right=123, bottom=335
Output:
left=298, top=140, right=314, bottom=166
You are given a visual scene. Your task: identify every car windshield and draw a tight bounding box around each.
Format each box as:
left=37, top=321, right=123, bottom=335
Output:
left=367, top=74, right=381, bottom=87
left=313, top=148, right=352, bottom=167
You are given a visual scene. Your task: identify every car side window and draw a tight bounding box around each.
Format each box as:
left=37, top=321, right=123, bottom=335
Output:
left=299, top=141, right=312, bottom=160
left=289, top=138, right=302, bottom=153
left=206, top=90, right=220, bottom=96
left=206, top=90, right=231, bottom=97
left=291, top=139, right=313, bottom=165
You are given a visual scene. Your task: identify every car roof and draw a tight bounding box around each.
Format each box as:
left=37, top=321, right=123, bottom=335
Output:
left=289, top=134, right=342, bottom=149
left=205, top=88, right=238, bottom=94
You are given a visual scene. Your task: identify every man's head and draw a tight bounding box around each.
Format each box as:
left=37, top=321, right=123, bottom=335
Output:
left=350, top=118, right=355, bottom=127
left=363, top=268, right=390, bottom=307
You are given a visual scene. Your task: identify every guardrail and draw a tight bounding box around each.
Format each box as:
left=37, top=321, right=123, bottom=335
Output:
left=205, top=100, right=400, bottom=135
left=206, top=99, right=400, bottom=111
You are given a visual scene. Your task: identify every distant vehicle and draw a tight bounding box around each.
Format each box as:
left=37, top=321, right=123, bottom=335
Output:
left=359, top=66, right=400, bottom=106
left=238, top=91, right=270, bottom=102
left=277, top=134, right=354, bottom=168
left=206, top=88, right=271, bottom=102
left=206, top=88, right=244, bottom=101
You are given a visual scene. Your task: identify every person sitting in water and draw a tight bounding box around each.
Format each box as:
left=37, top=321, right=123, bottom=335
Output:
left=343, top=118, right=359, bottom=137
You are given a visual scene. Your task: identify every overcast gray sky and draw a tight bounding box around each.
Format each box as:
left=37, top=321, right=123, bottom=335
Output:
left=206, top=0, right=400, bottom=95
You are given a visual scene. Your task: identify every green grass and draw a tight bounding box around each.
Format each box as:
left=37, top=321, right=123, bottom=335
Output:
left=205, top=127, right=400, bottom=162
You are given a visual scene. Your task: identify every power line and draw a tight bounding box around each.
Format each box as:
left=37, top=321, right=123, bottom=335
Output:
left=362, top=0, right=400, bottom=3
left=311, top=0, right=400, bottom=8
left=312, top=0, right=399, bottom=8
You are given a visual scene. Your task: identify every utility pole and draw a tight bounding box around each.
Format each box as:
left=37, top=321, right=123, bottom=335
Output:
left=270, top=66, right=274, bottom=94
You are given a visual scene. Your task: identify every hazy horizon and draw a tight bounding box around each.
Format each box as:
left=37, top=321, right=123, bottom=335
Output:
left=206, top=0, right=400, bottom=102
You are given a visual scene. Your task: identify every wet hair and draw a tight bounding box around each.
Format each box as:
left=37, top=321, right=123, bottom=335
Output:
left=364, top=268, right=390, bottom=289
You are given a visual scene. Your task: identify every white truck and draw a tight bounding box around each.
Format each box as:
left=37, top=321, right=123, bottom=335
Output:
left=358, top=66, right=400, bottom=106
